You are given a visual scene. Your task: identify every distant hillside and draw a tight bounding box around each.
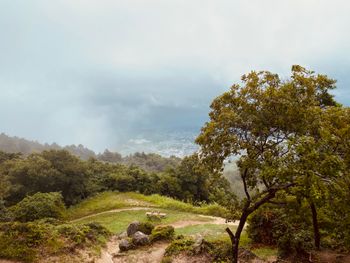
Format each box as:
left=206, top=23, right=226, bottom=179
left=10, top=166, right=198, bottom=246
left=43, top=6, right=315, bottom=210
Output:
left=0, top=133, right=181, bottom=172
left=0, top=133, right=96, bottom=159
left=223, top=162, right=245, bottom=199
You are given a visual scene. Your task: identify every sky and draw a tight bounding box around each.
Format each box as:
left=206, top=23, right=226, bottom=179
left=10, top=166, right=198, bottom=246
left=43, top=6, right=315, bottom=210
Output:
left=0, top=0, right=349, bottom=155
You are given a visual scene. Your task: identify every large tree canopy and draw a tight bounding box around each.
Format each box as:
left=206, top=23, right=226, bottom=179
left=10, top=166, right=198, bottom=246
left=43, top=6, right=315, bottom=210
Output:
left=196, top=66, right=348, bottom=262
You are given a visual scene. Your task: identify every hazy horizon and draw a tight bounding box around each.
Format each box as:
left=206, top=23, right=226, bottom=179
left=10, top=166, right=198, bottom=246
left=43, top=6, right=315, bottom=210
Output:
left=1, top=1, right=349, bottom=155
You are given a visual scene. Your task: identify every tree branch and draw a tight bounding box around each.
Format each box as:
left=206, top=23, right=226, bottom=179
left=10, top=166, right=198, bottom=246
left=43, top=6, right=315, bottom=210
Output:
left=225, top=227, right=236, bottom=245
left=241, top=168, right=251, bottom=201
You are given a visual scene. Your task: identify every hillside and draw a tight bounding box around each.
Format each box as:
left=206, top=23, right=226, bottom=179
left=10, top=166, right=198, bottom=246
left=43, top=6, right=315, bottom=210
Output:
left=0, top=133, right=181, bottom=172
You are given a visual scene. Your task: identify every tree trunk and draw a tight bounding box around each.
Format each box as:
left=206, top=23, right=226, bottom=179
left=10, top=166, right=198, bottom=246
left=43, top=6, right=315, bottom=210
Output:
left=309, top=201, right=320, bottom=249
left=226, top=210, right=250, bottom=263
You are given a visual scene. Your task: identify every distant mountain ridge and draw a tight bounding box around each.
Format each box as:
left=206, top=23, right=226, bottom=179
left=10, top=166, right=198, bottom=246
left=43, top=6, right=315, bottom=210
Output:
left=0, top=133, right=181, bottom=172
left=0, top=133, right=96, bottom=159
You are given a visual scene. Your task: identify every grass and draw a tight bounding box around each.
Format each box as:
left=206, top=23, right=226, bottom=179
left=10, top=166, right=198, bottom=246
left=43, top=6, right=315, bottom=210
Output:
left=175, top=223, right=232, bottom=238
left=74, top=209, right=212, bottom=234
left=67, top=192, right=154, bottom=220
left=125, top=192, right=228, bottom=217
left=251, top=247, right=278, bottom=260
left=67, top=191, right=228, bottom=220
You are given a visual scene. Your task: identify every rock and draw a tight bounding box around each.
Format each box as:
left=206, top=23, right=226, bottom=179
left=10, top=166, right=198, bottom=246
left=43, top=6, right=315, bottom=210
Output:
left=132, top=231, right=150, bottom=246
left=238, top=248, right=262, bottom=262
left=193, top=236, right=204, bottom=254
left=127, top=221, right=140, bottom=237
left=119, top=239, right=134, bottom=251
left=149, top=225, right=175, bottom=242
left=118, top=231, right=127, bottom=239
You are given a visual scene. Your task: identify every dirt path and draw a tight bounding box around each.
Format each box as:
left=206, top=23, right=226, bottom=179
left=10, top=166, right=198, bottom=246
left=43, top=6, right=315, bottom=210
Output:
left=95, top=212, right=239, bottom=263
left=70, top=207, right=152, bottom=222
left=111, top=242, right=168, bottom=263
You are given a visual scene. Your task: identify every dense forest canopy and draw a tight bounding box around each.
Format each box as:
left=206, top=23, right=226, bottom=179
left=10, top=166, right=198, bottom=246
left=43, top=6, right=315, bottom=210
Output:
left=0, top=133, right=181, bottom=172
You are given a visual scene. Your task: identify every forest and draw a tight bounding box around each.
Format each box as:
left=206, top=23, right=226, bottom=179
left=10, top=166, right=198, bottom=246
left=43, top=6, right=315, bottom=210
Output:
left=0, top=66, right=349, bottom=263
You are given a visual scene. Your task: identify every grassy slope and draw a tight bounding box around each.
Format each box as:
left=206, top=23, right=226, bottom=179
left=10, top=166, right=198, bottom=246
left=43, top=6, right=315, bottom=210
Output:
left=75, top=209, right=212, bottom=234
left=67, top=191, right=277, bottom=260
left=67, top=191, right=228, bottom=220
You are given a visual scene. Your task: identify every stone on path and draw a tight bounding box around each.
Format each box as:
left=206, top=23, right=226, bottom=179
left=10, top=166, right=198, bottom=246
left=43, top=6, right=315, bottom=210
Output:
left=127, top=221, right=140, bottom=237
left=132, top=231, right=150, bottom=246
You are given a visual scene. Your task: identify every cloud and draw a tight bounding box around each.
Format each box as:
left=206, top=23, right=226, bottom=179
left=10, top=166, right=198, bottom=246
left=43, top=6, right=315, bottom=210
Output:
left=0, top=0, right=349, bottom=152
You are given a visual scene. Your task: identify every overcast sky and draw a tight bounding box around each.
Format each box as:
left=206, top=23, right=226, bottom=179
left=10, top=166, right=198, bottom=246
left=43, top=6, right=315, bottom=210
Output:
left=0, top=0, right=349, bottom=153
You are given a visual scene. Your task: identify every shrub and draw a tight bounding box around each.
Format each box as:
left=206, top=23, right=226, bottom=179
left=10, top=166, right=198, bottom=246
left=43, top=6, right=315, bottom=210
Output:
left=0, top=199, right=12, bottom=222
left=276, top=227, right=313, bottom=257
left=202, top=237, right=232, bottom=262
left=165, top=236, right=195, bottom=256
left=0, top=221, right=54, bottom=262
left=247, top=204, right=313, bottom=257
left=138, top=221, right=155, bottom=235
left=57, top=222, right=110, bottom=246
left=247, top=206, right=279, bottom=245
left=0, top=220, right=110, bottom=262
left=150, top=225, right=175, bottom=242
left=10, top=192, right=66, bottom=222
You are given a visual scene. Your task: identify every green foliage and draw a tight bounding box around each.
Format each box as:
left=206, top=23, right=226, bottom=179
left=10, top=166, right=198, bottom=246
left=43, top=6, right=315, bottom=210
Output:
left=0, top=199, right=12, bottom=222
left=175, top=223, right=231, bottom=239
left=247, top=206, right=279, bottom=245
left=196, top=65, right=348, bottom=261
left=165, top=236, right=195, bottom=256
left=0, top=220, right=110, bottom=262
left=138, top=221, right=155, bottom=235
left=0, top=133, right=96, bottom=159
left=57, top=222, right=110, bottom=246
left=322, top=173, right=350, bottom=250
left=3, top=150, right=89, bottom=205
left=150, top=225, right=175, bottom=242
left=277, top=229, right=313, bottom=257
left=247, top=203, right=314, bottom=257
left=202, top=237, right=233, bottom=262
left=68, top=191, right=229, bottom=220
left=119, top=152, right=181, bottom=173
left=10, top=192, right=66, bottom=222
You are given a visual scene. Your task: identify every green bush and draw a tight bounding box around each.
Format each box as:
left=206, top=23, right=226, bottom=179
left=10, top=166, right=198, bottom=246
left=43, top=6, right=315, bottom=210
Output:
left=0, top=220, right=110, bottom=262
left=0, top=221, right=54, bottom=262
left=165, top=236, right=195, bottom=256
left=247, top=204, right=313, bottom=257
left=138, top=221, right=155, bottom=235
left=247, top=207, right=279, bottom=245
left=10, top=192, right=66, bottom=222
left=276, top=228, right=313, bottom=257
left=57, top=222, right=110, bottom=246
left=0, top=199, right=12, bottom=222
left=150, top=225, right=175, bottom=242
left=202, top=237, right=232, bottom=262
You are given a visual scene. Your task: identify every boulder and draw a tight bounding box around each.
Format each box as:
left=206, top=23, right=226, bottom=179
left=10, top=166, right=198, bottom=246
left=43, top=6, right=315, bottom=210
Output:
left=119, top=238, right=134, bottom=251
left=127, top=221, right=140, bottom=237
left=238, top=248, right=263, bottom=262
left=150, top=225, right=175, bottom=242
left=192, top=236, right=204, bottom=254
left=132, top=231, right=150, bottom=246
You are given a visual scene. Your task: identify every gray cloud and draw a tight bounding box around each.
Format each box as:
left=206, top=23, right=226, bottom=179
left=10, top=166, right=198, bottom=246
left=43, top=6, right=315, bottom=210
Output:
left=0, top=0, right=349, bottom=153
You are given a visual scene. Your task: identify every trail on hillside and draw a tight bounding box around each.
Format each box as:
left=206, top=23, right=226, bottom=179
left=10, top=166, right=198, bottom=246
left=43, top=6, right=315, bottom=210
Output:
left=70, top=207, right=153, bottom=222
left=95, top=211, right=239, bottom=263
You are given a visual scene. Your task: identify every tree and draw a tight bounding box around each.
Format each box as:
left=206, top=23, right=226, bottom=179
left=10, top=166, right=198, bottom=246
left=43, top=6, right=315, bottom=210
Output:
left=3, top=150, right=89, bottom=205
left=196, top=66, right=345, bottom=262
left=173, top=154, right=210, bottom=202
left=0, top=151, right=21, bottom=200
left=10, top=192, right=66, bottom=222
